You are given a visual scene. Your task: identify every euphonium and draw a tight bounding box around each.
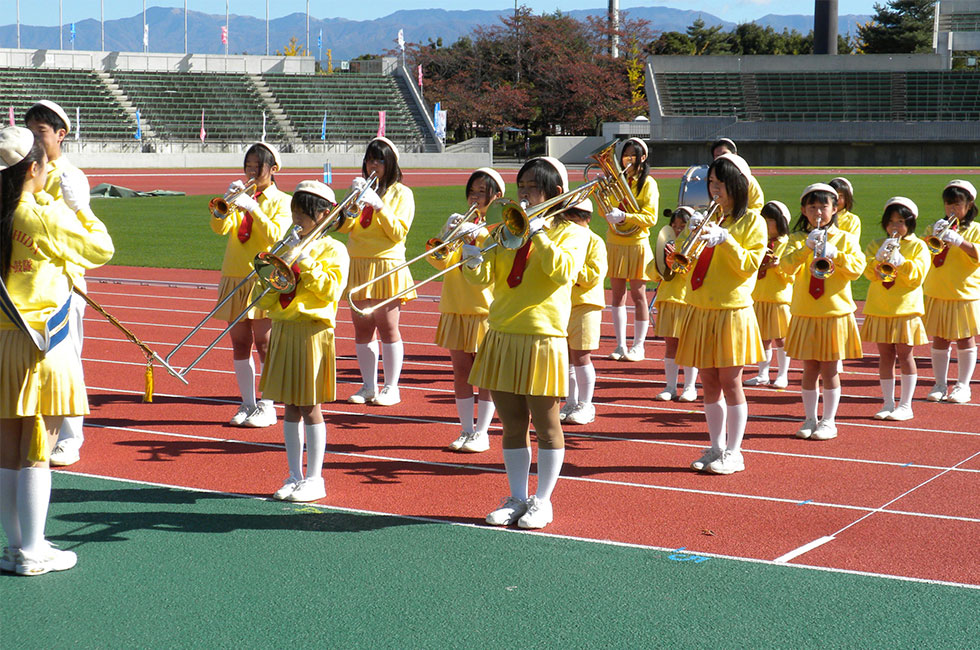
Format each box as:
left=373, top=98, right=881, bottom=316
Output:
left=584, top=140, right=642, bottom=236
left=875, top=233, right=902, bottom=282
left=925, top=215, right=958, bottom=255
left=670, top=198, right=721, bottom=274
left=810, top=228, right=836, bottom=279
left=210, top=180, right=258, bottom=219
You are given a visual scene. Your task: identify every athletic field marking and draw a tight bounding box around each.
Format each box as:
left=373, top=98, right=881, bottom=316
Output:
left=60, top=470, right=980, bottom=591
left=774, top=536, right=836, bottom=563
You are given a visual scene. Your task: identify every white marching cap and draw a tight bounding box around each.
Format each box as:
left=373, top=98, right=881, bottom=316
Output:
left=371, top=136, right=400, bottom=163
left=571, top=198, right=594, bottom=214
left=715, top=152, right=752, bottom=180
left=250, top=141, right=282, bottom=170
left=295, top=180, right=336, bottom=205
left=473, top=167, right=506, bottom=195
left=801, top=182, right=839, bottom=202
left=29, top=99, right=71, bottom=134
left=673, top=205, right=696, bottom=219
left=945, top=179, right=977, bottom=201
left=766, top=200, right=791, bottom=221
left=538, top=156, right=570, bottom=193
left=0, top=126, right=36, bottom=170
left=622, top=137, right=649, bottom=159
left=714, top=137, right=737, bottom=154
left=884, top=196, right=918, bottom=217
left=830, top=176, right=853, bottom=195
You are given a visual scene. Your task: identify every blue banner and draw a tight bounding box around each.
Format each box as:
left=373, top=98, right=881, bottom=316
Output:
left=321, top=111, right=326, bottom=141
left=134, top=109, right=141, bottom=140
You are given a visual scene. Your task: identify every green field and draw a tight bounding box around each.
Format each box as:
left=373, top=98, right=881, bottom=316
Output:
left=95, top=171, right=980, bottom=300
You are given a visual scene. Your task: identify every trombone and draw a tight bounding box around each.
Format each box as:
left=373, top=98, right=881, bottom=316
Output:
left=210, top=180, right=258, bottom=219
left=584, top=140, right=641, bottom=236
left=670, top=198, right=721, bottom=274
left=925, top=214, right=958, bottom=255
left=810, top=228, right=836, bottom=279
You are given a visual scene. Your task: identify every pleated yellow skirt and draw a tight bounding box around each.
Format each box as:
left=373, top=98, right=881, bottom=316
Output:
left=860, top=314, right=928, bottom=346
left=785, top=314, right=863, bottom=361
left=348, top=257, right=417, bottom=302
left=923, top=296, right=980, bottom=340
left=213, top=275, right=267, bottom=322
left=654, top=300, right=690, bottom=339
left=435, top=312, right=489, bottom=353
left=753, top=301, right=791, bottom=341
left=568, top=305, right=602, bottom=351
left=0, top=329, right=88, bottom=418
left=259, top=319, right=336, bottom=405
left=469, top=329, right=567, bottom=397
left=675, top=305, right=765, bottom=369
left=606, top=241, right=654, bottom=281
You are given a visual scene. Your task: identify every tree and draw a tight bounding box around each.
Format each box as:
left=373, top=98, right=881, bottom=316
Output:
left=857, top=0, right=934, bottom=53
left=687, top=18, right=731, bottom=55
left=277, top=36, right=308, bottom=56
left=729, top=23, right=780, bottom=55
left=649, top=31, right=693, bottom=55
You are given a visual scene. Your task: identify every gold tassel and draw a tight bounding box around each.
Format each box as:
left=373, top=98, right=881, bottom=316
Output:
left=27, top=414, right=47, bottom=464
left=143, top=361, right=154, bottom=403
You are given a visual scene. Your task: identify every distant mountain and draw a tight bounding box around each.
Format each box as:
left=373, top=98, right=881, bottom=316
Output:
left=0, top=6, right=872, bottom=61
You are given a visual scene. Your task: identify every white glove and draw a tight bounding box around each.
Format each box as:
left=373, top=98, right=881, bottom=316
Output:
left=455, top=221, right=480, bottom=239
left=350, top=177, right=369, bottom=193
left=805, top=229, right=823, bottom=250
left=875, top=240, right=896, bottom=262
left=232, top=192, right=260, bottom=214
left=461, top=244, right=484, bottom=269
left=699, top=221, right=728, bottom=248
left=888, top=252, right=906, bottom=268
left=821, top=241, right=838, bottom=259
left=227, top=179, right=246, bottom=195
left=605, top=208, right=626, bottom=225
left=933, top=219, right=950, bottom=235
left=941, top=228, right=965, bottom=247
left=527, top=216, right=547, bottom=237
left=359, top=186, right=384, bottom=211
left=687, top=211, right=705, bottom=232
left=444, top=212, right=466, bottom=229
left=60, top=169, right=90, bottom=213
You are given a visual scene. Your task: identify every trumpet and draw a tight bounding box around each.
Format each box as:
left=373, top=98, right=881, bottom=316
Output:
left=925, top=214, right=958, bottom=255
left=810, top=228, right=836, bottom=279
left=584, top=140, right=641, bottom=236
left=875, top=233, right=903, bottom=282
left=210, top=180, right=258, bottom=219
left=670, top=198, right=722, bottom=274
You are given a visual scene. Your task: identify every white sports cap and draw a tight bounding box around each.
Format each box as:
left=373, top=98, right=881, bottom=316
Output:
left=249, top=142, right=282, bottom=170
left=715, top=152, right=752, bottom=180
left=622, top=137, right=649, bottom=159
left=766, top=200, right=791, bottom=222
left=800, top=183, right=839, bottom=202
left=537, top=156, right=570, bottom=193
left=295, top=180, right=336, bottom=205
left=28, top=100, right=71, bottom=134
left=472, top=167, right=506, bottom=195
left=0, top=126, right=36, bottom=170
left=570, top=198, right=594, bottom=214
left=945, top=179, right=977, bottom=201
left=884, top=196, right=918, bottom=217
left=370, top=136, right=400, bottom=163
left=829, top=176, right=853, bottom=195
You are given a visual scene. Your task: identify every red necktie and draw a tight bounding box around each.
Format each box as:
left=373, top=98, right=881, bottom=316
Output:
left=236, top=191, right=262, bottom=243
left=757, top=239, right=777, bottom=279
left=506, top=240, right=533, bottom=288
left=278, top=263, right=302, bottom=309
left=808, top=273, right=825, bottom=299
left=690, top=247, right=714, bottom=291
left=360, top=205, right=374, bottom=228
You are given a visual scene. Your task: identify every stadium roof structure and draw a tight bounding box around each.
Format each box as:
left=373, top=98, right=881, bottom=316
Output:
left=934, top=0, right=980, bottom=67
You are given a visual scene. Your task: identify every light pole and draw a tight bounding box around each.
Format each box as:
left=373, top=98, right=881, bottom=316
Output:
left=16, top=0, right=20, bottom=49
left=266, top=0, right=270, bottom=56
left=184, top=0, right=188, bottom=54
left=59, top=0, right=63, bottom=50
left=306, top=1, right=310, bottom=54
left=143, top=0, right=147, bottom=54
left=225, top=0, right=230, bottom=56
left=101, top=0, right=105, bottom=51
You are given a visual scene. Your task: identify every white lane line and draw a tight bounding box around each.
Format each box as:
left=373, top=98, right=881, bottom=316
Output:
left=774, top=536, right=837, bottom=563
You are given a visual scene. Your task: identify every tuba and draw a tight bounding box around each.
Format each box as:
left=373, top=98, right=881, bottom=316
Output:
left=584, top=140, right=642, bottom=236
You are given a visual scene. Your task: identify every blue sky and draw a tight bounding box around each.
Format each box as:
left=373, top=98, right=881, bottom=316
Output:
left=13, top=2, right=879, bottom=27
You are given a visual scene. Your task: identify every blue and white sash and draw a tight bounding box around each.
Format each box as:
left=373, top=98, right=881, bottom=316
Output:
left=0, top=278, right=71, bottom=353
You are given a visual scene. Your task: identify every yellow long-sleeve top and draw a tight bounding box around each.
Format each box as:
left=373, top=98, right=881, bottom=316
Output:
left=923, top=221, right=980, bottom=301
left=426, top=227, right=492, bottom=316
left=337, top=182, right=415, bottom=260
left=676, top=208, right=767, bottom=310
left=748, top=175, right=765, bottom=212
left=3, top=191, right=114, bottom=330
left=780, top=226, right=866, bottom=317
left=42, top=156, right=92, bottom=289
left=751, top=236, right=793, bottom=305
left=210, top=183, right=292, bottom=277
left=462, top=219, right=589, bottom=337
left=862, top=234, right=929, bottom=317
left=649, top=263, right=688, bottom=305
left=605, top=175, right=659, bottom=245
left=837, top=208, right=862, bottom=241
left=572, top=227, right=608, bottom=309
left=254, top=236, right=350, bottom=327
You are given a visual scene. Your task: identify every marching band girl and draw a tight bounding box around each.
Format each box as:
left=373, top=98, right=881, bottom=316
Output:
left=675, top=154, right=767, bottom=475
left=710, top=138, right=765, bottom=211
left=340, top=137, right=415, bottom=407
left=0, top=126, right=113, bottom=575
left=604, top=138, right=658, bottom=362
left=922, top=180, right=979, bottom=404
left=461, top=157, right=588, bottom=529
left=744, top=201, right=793, bottom=389
left=861, top=197, right=929, bottom=421
left=780, top=184, right=866, bottom=441
left=829, top=177, right=862, bottom=241
left=430, top=168, right=501, bottom=453
left=211, top=142, right=292, bottom=428
left=256, top=181, right=349, bottom=503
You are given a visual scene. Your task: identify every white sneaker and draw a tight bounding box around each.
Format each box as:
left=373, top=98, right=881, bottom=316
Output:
left=677, top=387, right=698, bottom=402
left=486, top=496, right=527, bottom=526
left=229, top=403, right=253, bottom=426
left=564, top=402, right=596, bottom=425
left=448, top=431, right=470, bottom=451
left=707, top=449, right=745, bottom=475
left=946, top=384, right=972, bottom=404
left=285, top=477, right=326, bottom=502
left=460, top=430, right=490, bottom=453
left=772, top=375, right=789, bottom=389
left=624, top=345, right=645, bottom=362
left=15, top=542, right=77, bottom=576
left=655, top=389, right=676, bottom=401
left=926, top=384, right=947, bottom=402
left=690, top=447, right=721, bottom=472
left=885, top=405, right=914, bottom=421
left=272, top=477, right=301, bottom=500
left=811, top=420, right=838, bottom=440
left=743, top=375, right=770, bottom=387
left=608, top=346, right=626, bottom=361
left=0, top=546, right=19, bottom=573
left=348, top=386, right=376, bottom=404
left=559, top=401, right=577, bottom=421
left=517, top=495, right=554, bottom=529
left=372, top=385, right=401, bottom=406
left=874, top=405, right=895, bottom=420
left=796, top=418, right=817, bottom=439
left=243, top=401, right=277, bottom=428
left=49, top=439, right=81, bottom=467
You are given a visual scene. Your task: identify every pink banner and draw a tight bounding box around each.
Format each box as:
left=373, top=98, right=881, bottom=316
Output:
left=377, top=111, right=386, bottom=137
left=417, top=64, right=423, bottom=88
left=200, top=110, right=207, bottom=143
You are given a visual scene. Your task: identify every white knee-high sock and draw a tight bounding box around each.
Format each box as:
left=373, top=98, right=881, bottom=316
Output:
left=0, top=468, right=21, bottom=548
left=476, top=400, right=495, bottom=434
left=381, top=341, right=404, bottom=388
left=704, top=399, right=727, bottom=451
left=535, top=448, right=565, bottom=502
left=683, top=366, right=699, bottom=391
left=305, top=422, right=327, bottom=481
left=775, top=349, right=790, bottom=383
left=283, top=419, right=304, bottom=481
left=757, top=349, right=772, bottom=378
left=663, top=357, right=678, bottom=393
left=566, top=365, right=578, bottom=408
left=632, top=318, right=649, bottom=349
left=574, top=363, right=596, bottom=405
left=802, top=389, right=819, bottom=421
left=880, top=378, right=896, bottom=409
left=957, top=347, right=977, bottom=387
left=611, top=306, right=627, bottom=349
left=58, top=416, right=84, bottom=444
left=502, top=447, right=532, bottom=501
left=355, top=341, right=380, bottom=392
left=822, top=387, right=841, bottom=423
left=17, top=467, right=51, bottom=554
left=898, top=374, right=917, bottom=409
left=455, top=397, right=475, bottom=433
left=932, top=348, right=950, bottom=387
left=233, top=357, right=257, bottom=408
left=726, top=402, right=748, bottom=452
